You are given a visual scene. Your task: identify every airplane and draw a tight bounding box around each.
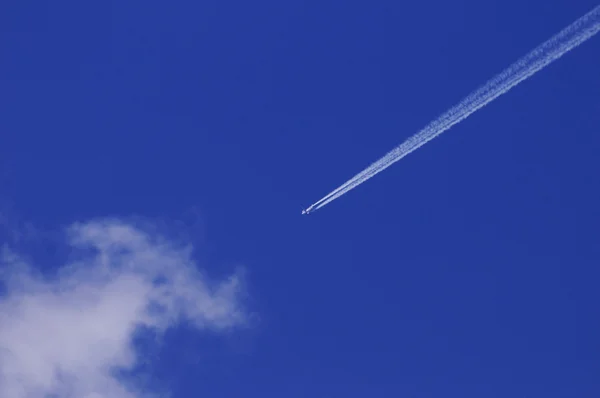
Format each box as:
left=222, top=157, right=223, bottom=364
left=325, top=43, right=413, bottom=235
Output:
left=301, top=207, right=313, bottom=215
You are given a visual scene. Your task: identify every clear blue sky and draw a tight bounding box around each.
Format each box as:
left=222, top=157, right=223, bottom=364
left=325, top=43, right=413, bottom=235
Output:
left=1, top=0, right=599, bottom=397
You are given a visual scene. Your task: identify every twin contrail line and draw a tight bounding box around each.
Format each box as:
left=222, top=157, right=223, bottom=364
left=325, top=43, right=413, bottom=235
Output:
left=304, top=5, right=600, bottom=214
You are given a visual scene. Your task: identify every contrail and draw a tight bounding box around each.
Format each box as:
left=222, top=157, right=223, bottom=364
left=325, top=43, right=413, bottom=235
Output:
left=304, top=5, right=600, bottom=214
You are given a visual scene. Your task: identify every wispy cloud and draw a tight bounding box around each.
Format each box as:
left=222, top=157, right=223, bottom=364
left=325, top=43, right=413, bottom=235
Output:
left=0, top=218, right=247, bottom=398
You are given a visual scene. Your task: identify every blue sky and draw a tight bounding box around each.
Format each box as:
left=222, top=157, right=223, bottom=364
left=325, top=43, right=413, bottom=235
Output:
left=1, top=0, right=599, bottom=397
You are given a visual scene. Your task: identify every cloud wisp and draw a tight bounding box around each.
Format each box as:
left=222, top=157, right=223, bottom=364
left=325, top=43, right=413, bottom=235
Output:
left=0, top=219, right=247, bottom=398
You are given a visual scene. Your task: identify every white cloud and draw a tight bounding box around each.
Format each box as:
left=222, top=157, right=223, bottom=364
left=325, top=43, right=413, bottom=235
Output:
left=0, top=219, right=247, bottom=398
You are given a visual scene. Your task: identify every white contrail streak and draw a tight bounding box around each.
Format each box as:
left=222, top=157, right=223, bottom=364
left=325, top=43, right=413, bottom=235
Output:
left=305, top=5, right=600, bottom=213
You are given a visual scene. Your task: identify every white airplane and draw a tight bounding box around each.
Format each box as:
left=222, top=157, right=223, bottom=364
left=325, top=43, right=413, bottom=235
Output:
left=301, top=207, right=313, bottom=215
